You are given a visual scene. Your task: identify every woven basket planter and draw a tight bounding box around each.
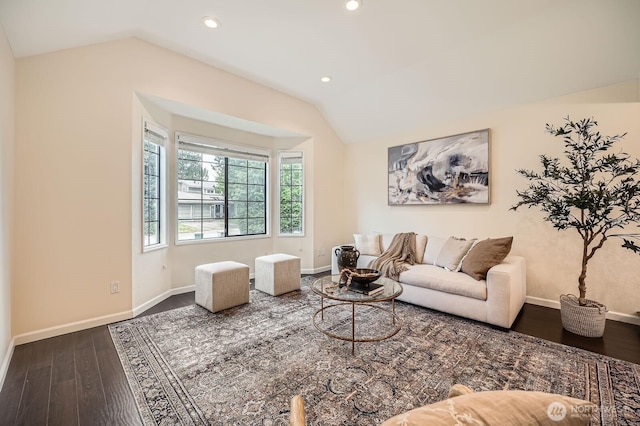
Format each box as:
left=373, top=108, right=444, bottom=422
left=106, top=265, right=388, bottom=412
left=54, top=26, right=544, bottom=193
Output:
left=560, top=294, right=608, bottom=338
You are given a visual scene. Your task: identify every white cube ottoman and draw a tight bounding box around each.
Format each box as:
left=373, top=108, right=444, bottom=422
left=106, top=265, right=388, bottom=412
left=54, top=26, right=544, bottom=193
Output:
left=195, top=261, right=249, bottom=313
left=255, top=254, right=301, bottom=296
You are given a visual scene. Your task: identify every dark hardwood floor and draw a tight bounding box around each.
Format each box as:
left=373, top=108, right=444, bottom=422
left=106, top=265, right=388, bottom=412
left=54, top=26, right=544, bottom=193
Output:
left=1, top=278, right=638, bottom=425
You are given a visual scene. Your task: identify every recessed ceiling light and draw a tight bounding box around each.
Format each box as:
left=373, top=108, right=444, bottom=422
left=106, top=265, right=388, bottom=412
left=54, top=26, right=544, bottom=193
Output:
left=202, top=16, right=220, bottom=29
left=345, top=0, right=362, bottom=11
left=320, top=76, right=332, bottom=83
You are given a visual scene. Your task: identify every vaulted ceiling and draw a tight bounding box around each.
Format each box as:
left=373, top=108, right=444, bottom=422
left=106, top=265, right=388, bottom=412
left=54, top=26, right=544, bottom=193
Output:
left=1, top=0, right=639, bottom=144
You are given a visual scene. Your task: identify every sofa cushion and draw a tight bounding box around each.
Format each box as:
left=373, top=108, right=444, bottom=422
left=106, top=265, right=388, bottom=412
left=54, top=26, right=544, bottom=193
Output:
left=400, top=264, right=487, bottom=300
left=381, top=390, right=595, bottom=426
left=353, top=233, right=381, bottom=255
left=461, top=236, right=513, bottom=280
left=435, top=237, right=476, bottom=271
left=422, top=235, right=447, bottom=264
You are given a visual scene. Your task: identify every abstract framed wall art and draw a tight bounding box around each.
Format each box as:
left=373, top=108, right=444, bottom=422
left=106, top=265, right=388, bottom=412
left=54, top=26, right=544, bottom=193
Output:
left=388, top=129, right=490, bottom=205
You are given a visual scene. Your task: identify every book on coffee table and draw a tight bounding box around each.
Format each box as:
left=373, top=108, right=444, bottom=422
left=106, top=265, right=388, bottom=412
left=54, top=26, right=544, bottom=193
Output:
left=348, top=282, right=385, bottom=296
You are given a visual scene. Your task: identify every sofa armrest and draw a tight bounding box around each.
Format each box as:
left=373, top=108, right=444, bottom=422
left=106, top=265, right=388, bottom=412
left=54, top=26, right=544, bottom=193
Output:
left=485, top=256, right=527, bottom=328
left=331, top=243, right=355, bottom=274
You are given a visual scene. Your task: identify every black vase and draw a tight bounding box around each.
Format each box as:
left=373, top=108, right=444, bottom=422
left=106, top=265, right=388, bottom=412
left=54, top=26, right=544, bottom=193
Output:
left=335, top=245, right=360, bottom=271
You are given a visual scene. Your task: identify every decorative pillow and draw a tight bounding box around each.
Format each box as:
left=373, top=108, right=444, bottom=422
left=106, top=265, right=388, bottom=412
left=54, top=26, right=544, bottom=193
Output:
left=353, top=233, right=381, bottom=256
left=461, top=236, right=513, bottom=280
left=422, top=235, right=447, bottom=264
left=435, top=237, right=476, bottom=271
left=415, top=234, right=428, bottom=262
left=381, top=390, right=595, bottom=426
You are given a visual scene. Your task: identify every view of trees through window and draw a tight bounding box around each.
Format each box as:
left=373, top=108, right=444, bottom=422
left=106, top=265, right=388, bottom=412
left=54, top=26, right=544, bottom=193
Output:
left=279, top=153, right=303, bottom=234
left=177, top=146, right=267, bottom=240
left=143, top=139, right=161, bottom=247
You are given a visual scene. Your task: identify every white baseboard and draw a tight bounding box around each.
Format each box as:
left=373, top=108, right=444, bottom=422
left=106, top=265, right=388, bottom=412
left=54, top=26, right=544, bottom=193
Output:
left=302, top=265, right=331, bottom=275
left=0, top=338, right=16, bottom=392
left=132, top=285, right=195, bottom=317
left=526, top=296, right=640, bottom=326
left=12, top=310, right=133, bottom=346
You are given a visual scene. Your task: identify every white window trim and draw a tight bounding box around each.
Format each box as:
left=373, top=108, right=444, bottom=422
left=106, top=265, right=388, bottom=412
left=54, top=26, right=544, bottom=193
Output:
left=277, top=150, right=305, bottom=237
left=142, top=118, right=168, bottom=253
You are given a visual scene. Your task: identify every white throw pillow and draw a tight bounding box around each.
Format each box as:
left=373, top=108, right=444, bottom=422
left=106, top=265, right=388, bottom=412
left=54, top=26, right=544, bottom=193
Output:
left=423, top=235, right=447, bottom=264
left=435, top=237, right=477, bottom=271
left=415, top=234, right=428, bottom=262
left=353, top=233, right=382, bottom=256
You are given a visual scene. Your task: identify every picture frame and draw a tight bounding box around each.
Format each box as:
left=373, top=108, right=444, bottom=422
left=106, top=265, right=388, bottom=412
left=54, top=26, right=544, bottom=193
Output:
left=388, top=129, right=490, bottom=205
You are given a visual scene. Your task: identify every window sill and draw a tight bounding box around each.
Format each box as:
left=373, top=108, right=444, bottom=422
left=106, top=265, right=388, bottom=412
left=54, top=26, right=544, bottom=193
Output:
left=142, top=243, right=168, bottom=253
left=175, top=233, right=272, bottom=246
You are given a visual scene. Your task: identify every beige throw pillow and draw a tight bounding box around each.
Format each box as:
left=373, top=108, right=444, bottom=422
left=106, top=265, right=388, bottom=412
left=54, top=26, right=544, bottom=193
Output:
left=461, top=236, right=513, bottom=280
left=435, top=237, right=476, bottom=271
left=415, top=234, right=428, bottom=262
left=353, top=233, right=381, bottom=256
left=381, top=390, right=595, bottom=426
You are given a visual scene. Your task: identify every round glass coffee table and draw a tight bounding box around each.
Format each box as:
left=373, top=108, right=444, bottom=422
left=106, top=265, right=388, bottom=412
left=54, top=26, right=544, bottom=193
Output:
left=311, top=275, right=403, bottom=355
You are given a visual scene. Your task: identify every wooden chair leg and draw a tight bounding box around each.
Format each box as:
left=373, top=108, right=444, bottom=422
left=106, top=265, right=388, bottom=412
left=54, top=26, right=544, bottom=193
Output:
left=290, top=395, right=306, bottom=426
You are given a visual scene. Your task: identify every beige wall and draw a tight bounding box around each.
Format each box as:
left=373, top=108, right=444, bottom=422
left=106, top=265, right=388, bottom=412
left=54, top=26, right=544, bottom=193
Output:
left=0, top=23, right=15, bottom=382
left=11, top=34, right=637, bottom=342
left=14, top=38, right=345, bottom=338
left=344, top=87, right=640, bottom=319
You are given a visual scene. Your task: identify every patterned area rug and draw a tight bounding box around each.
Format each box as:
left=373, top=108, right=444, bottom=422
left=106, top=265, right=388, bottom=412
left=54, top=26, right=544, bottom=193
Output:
left=109, top=277, right=640, bottom=425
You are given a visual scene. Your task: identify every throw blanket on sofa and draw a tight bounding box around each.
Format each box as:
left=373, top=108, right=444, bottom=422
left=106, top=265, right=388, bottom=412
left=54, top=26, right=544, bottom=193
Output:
left=370, top=232, right=417, bottom=281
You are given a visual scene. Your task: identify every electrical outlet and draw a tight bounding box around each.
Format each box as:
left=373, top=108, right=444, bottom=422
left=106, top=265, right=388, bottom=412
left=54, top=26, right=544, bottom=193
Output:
left=110, top=281, right=120, bottom=294
left=320, top=247, right=326, bottom=256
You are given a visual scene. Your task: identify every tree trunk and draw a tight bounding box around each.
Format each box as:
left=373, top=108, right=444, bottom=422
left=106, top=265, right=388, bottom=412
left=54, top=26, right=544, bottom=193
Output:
left=578, top=239, right=588, bottom=305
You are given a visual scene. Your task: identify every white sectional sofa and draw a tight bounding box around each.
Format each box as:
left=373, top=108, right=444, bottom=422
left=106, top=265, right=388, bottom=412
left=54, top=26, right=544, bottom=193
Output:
left=331, top=233, right=527, bottom=329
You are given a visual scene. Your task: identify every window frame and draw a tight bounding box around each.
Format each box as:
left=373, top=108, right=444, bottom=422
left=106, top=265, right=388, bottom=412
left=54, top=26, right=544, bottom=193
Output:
left=277, top=150, right=305, bottom=237
left=142, top=119, right=168, bottom=252
left=175, top=132, right=270, bottom=244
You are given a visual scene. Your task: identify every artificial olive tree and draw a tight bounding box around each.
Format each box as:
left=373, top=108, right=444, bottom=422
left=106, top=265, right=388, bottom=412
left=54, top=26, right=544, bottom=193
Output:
left=511, top=117, right=640, bottom=305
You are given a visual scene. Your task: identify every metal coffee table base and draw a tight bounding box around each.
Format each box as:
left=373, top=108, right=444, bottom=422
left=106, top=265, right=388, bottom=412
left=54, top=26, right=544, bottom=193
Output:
left=312, top=300, right=401, bottom=355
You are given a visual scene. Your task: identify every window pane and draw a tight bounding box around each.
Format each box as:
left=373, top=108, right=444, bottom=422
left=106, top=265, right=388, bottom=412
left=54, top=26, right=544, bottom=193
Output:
left=280, top=167, right=292, bottom=185
left=177, top=149, right=204, bottom=180
left=248, top=185, right=265, bottom=202
left=291, top=186, right=302, bottom=202
left=248, top=167, right=265, bottom=185
left=228, top=184, right=247, bottom=201
left=291, top=218, right=302, bottom=234
left=230, top=202, right=247, bottom=219
left=147, top=152, right=159, bottom=176
left=292, top=202, right=302, bottom=218
left=280, top=186, right=291, bottom=201
left=248, top=218, right=265, bottom=234
left=280, top=203, right=292, bottom=217
left=178, top=220, right=202, bottom=240
left=144, top=221, right=160, bottom=245
left=202, top=219, right=225, bottom=238
left=144, top=139, right=159, bottom=154
left=292, top=168, right=302, bottom=185
left=228, top=165, right=247, bottom=184
left=178, top=204, right=193, bottom=220
left=280, top=215, right=292, bottom=234
left=146, top=199, right=159, bottom=221
left=229, top=158, right=247, bottom=167
left=248, top=202, right=265, bottom=218
left=228, top=219, right=247, bottom=236
left=146, top=176, right=159, bottom=198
